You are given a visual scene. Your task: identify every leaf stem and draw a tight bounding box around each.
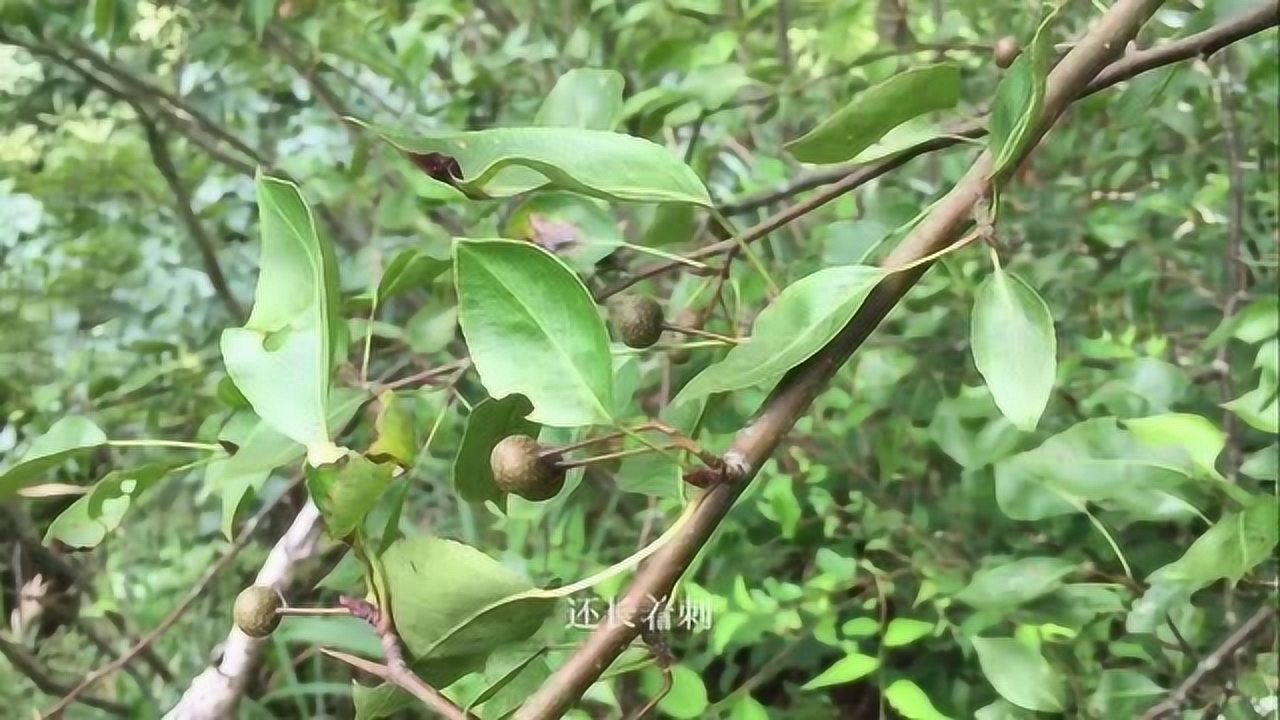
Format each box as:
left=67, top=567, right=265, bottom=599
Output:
left=663, top=323, right=743, bottom=345
left=710, top=209, right=780, bottom=297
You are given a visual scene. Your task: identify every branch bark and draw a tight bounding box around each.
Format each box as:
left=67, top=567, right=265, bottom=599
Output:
left=516, top=0, right=1174, bottom=715
left=163, top=499, right=325, bottom=719
left=1141, top=607, right=1276, bottom=718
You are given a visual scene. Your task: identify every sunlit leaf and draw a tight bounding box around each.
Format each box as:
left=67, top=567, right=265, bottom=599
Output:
left=0, top=417, right=107, bottom=499
left=802, top=653, right=879, bottom=689
left=971, top=263, right=1056, bottom=431
left=535, top=68, right=625, bottom=130
left=220, top=173, right=343, bottom=457
left=454, top=239, right=614, bottom=427
left=971, top=637, right=1065, bottom=712
left=786, top=64, right=962, bottom=164
left=674, top=266, right=886, bottom=404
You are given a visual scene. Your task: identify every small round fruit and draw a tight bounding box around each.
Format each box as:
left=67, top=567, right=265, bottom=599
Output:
left=993, top=36, right=1020, bottom=69
left=610, top=295, right=665, bottom=349
left=490, top=434, right=565, bottom=501
left=234, top=585, right=282, bottom=638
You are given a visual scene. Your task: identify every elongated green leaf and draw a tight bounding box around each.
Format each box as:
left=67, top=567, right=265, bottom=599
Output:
left=221, top=173, right=342, bottom=456
left=380, top=536, right=553, bottom=660
left=0, top=417, right=107, bottom=499
left=994, top=418, right=1202, bottom=522
left=883, top=618, right=934, bottom=647
left=802, top=653, right=879, bottom=689
left=358, top=122, right=711, bottom=206
left=971, top=637, right=1066, bottom=712
left=971, top=264, right=1056, bottom=431
left=885, top=679, right=952, bottom=720
left=375, top=246, right=449, bottom=302
left=786, top=64, right=961, bottom=164
left=307, top=456, right=397, bottom=539
left=453, top=395, right=541, bottom=510
left=467, top=645, right=550, bottom=715
left=674, top=266, right=886, bottom=404
left=535, top=68, right=625, bottom=130
left=1125, top=413, right=1224, bottom=479
left=45, top=464, right=173, bottom=548
left=454, top=239, right=614, bottom=427
left=1147, top=497, right=1278, bottom=591
left=988, top=8, right=1060, bottom=179
left=956, top=557, right=1075, bottom=609
left=367, top=391, right=416, bottom=467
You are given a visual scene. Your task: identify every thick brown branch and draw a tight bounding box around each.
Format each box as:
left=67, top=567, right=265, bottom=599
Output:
left=516, top=0, right=1173, bottom=715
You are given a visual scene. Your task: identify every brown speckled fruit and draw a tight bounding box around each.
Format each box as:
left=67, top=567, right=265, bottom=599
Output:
left=234, top=586, right=282, bottom=638
left=610, top=295, right=665, bottom=349
left=490, top=434, right=565, bottom=501
left=993, top=36, right=1020, bottom=69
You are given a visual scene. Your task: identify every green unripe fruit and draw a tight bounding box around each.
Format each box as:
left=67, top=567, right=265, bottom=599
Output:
left=233, top=585, right=282, bottom=638
left=993, top=36, right=1020, bottom=69
left=490, top=434, right=565, bottom=501
left=610, top=295, right=665, bottom=349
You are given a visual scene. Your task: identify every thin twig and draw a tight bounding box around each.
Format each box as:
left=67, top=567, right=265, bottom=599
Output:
left=45, top=482, right=301, bottom=716
left=0, top=634, right=131, bottom=716
left=330, top=597, right=474, bottom=720
left=1141, top=607, right=1276, bottom=718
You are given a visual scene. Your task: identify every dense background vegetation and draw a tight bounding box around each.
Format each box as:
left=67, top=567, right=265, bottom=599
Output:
left=1, top=0, right=1277, bottom=718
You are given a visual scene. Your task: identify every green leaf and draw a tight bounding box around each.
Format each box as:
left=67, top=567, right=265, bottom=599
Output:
left=375, top=246, right=449, bottom=302
left=1240, top=443, right=1279, bottom=482
left=45, top=464, right=173, bottom=548
left=674, top=266, right=886, bottom=404
left=275, top=616, right=382, bottom=658
left=504, top=192, right=623, bottom=276
left=988, top=8, right=1060, bottom=179
left=786, top=64, right=962, bottom=164
left=802, top=653, right=879, bottom=689
left=883, top=618, right=934, bottom=648
left=380, top=536, right=554, bottom=660
left=645, top=665, right=709, bottom=719
left=221, top=173, right=342, bottom=455
left=1, top=418, right=108, bottom=498
left=848, top=118, right=951, bottom=165
left=994, top=418, right=1202, bottom=522
left=1145, top=497, right=1279, bottom=591
left=971, top=636, right=1066, bottom=712
left=367, top=391, right=417, bottom=467
left=1125, top=413, right=1224, bottom=479
left=535, top=68, right=625, bottom=130
left=246, top=0, right=276, bottom=37
left=359, top=122, right=712, bottom=206
left=956, top=557, right=1075, bottom=610
left=454, top=239, right=614, bottom=427
left=971, top=264, right=1056, bottom=431
left=1224, top=385, right=1279, bottom=434
left=885, top=679, right=952, bottom=720
left=209, top=388, right=366, bottom=539
left=354, top=654, right=485, bottom=719
left=842, top=617, right=880, bottom=638
left=403, top=306, right=458, bottom=355
left=1086, top=669, right=1164, bottom=718
left=467, top=645, right=550, bottom=716
left=452, top=395, right=541, bottom=509
left=306, top=456, right=397, bottom=539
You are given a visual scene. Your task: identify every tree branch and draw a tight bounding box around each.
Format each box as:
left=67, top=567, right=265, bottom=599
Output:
left=717, top=0, right=1280, bottom=218
left=516, top=0, right=1174, bottom=715
left=162, top=497, right=325, bottom=719
left=138, top=112, right=246, bottom=319
left=0, top=634, right=131, bottom=716
left=1141, top=607, right=1276, bottom=718
left=325, top=597, right=475, bottom=720
left=44, top=484, right=304, bottom=717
